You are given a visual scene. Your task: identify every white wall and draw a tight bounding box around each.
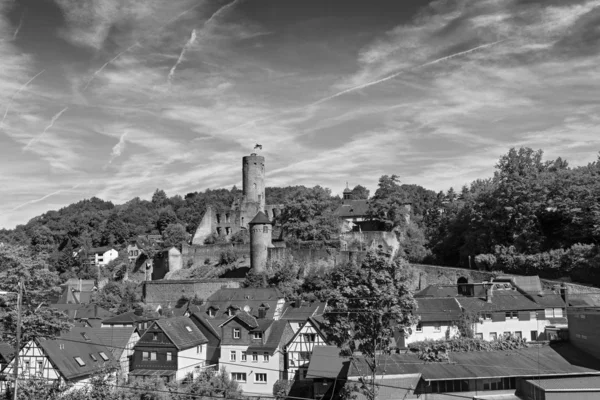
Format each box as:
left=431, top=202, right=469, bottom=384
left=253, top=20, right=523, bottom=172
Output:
left=176, top=344, right=207, bottom=381
left=405, top=322, right=458, bottom=345
left=473, top=314, right=550, bottom=341
left=219, top=344, right=282, bottom=395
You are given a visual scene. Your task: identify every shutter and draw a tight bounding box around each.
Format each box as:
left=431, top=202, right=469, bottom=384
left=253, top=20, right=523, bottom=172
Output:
left=518, top=311, right=530, bottom=321
left=492, top=312, right=505, bottom=322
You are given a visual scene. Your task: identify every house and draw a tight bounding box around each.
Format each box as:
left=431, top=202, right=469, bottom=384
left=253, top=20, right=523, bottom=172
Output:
left=217, top=312, right=294, bottom=394
left=189, top=312, right=225, bottom=368
left=568, top=306, right=600, bottom=360
left=0, top=328, right=118, bottom=392
left=50, top=304, right=115, bottom=325
left=101, top=310, right=160, bottom=334
left=517, top=376, right=600, bottom=400
left=130, top=316, right=208, bottom=383
left=398, top=297, right=462, bottom=347
left=285, top=317, right=328, bottom=381
left=200, top=287, right=286, bottom=320
left=53, top=279, right=97, bottom=304
left=151, top=246, right=183, bottom=280
left=87, top=247, right=119, bottom=267
left=91, top=327, right=139, bottom=379
left=280, top=300, right=326, bottom=333
left=126, top=240, right=144, bottom=263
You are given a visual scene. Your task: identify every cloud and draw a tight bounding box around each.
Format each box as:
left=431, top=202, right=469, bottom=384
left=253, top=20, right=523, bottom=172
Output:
left=108, top=131, right=127, bottom=164
left=23, top=107, right=69, bottom=151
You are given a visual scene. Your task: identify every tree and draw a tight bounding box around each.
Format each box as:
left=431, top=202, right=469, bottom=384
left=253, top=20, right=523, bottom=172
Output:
left=161, top=223, right=188, bottom=247
left=151, top=189, right=168, bottom=208
left=156, top=208, right=178, bottom=234
left=321, top=251, right=417, bottom=400
left=0, top=245, right=71, bottom=344
left=367, top=175, right=410, bottom=232
left=350, top=185, right=370, bottom=200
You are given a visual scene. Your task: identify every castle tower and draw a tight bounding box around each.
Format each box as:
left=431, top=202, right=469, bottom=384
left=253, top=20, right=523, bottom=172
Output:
left=242, top=153, right=266, bottom=211
left=249, top=211, right=272, bottom=273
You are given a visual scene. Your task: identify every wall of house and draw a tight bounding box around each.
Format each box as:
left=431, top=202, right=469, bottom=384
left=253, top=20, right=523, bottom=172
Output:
left=286, top=322, right=327, bottom=380
left=176, top=345, right=206, bottom=381
left=568, top=308, right=600, bottom=360
left=190, top=320, right=220, bottom=367
left=143, top=279, right=242, bottom=305
left=219, top=344, right=283, bottom=395
left=1, top=341, right=62, bottom=383
left=405, top=322, right=458, bottom=345
left=472, top=314, right=550, bottom=341
left=120, top=332, right=140, bottom=376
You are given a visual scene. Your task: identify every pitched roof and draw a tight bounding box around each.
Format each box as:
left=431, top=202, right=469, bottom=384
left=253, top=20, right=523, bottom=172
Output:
left=37, top=328, right=119, bottom=381
left=51, top=304, right=115, bottom=320
left=333, top=199, right=369, bottom=218
left=102, top=311, right=159, bottom=324
left=532, top=292, right=566, bottom=308
left=247, top=320, right=290, bottom=353
left=89, top=247, right=116, bottom=254
left=62, top=279, right=96, bottom=291
left=526, top=376, right=600, bottom=390
left=354, top=375, right=422, bottom=400
left=249, top=211, right=271, bottom=225
left=91, top=327, right=137, bottom=360
left=190, top=313, right=227, bottom=340
left=220, top=311, right=259, bottom=329
left=155, top=317, right=208, bottom=350
left=280, top=301, right=325, bottom=321
left=415, top=298, right=462, bottom=322
left=201, top=288, right=283, bottom=319
left=348, top=345, right=599, bottom=380
left=457, top=290, right=543, bottom=312
left=496, top=275, right=542, bottom=293
left=306, top=346, right=350, bottom=379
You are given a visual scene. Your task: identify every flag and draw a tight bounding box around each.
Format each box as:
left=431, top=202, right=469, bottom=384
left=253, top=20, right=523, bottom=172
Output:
left=254, top=144, right=262, bottom=150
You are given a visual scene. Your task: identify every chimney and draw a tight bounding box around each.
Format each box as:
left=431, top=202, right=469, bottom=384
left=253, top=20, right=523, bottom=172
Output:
left=486, top=283, right=493, bottom=303
left=560, top=283, right=569, bottom=306
left=295, top=298, right=303, bottom=308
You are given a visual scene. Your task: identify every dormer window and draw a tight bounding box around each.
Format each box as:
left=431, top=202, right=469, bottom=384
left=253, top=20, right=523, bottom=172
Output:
left=258, top=307, right=267, bottom=319
left=252, top=332, right=263, bottom=340
left=99, top=352, right=109, bottom=361
left=208, top=308, right=216, bottom=317
left=74, top=357, right=86, bottom=367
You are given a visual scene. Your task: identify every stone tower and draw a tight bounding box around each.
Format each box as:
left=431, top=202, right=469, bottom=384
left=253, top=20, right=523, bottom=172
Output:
left=249, top=211, right=272, bottom=273
left=242, top=153, right=266, bottom=212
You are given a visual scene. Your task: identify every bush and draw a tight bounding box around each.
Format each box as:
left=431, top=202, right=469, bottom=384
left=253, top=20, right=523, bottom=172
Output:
left=409, top=336, right=529, bottom=362
left=218, top=250, right=238, bottom=266
left=474, top=254, right=496, bottom=270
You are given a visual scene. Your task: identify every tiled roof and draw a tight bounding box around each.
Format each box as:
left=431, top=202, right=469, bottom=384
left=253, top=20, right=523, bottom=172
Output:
left=89, top=247, right=115, bottom=254
left=102, top=311, right=158, bottom=324
left=532, top=293, right=566, bottom=308
left=306, top=346, right=350, bottom=379
left=201, top=288, right=282, bottom=319
left=221, top=312, right=259, bottom=329
left=206, top=288, right=282, bottom=302
left=37, top=328, right=119, bottom=381
left=457, top=291, right=543, bottom=312
left=280, top=301, right=325, bottom=321
left=249, top=211, right=271, bottom=225
left=414, top=285, right=458, bottom=298
left=91, top=327, right=137, bottom=360
left=247, top=320, right=289, bottom=353
left=155, top=317, right=208, bottom=350
left=62, top=279, right=96, bottom=291
left=415, top=298, right=462, bottom=322
left=51, top=304, right=115, bottom=320
left=190, top=313, right=227, bottom=340
left=333, top=199, right=369, bottom=218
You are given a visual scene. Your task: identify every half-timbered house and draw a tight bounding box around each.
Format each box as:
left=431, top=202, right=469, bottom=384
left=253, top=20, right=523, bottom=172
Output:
left=285, top=317, right=328, bottom=380
left=130, top=316, right=208, bottom=383
left=280, top=300, right=326, bottom=333
left=0, top=328, right=118, bottom=393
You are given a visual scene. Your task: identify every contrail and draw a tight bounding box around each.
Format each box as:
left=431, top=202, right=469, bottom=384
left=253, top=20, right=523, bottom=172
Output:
left=1, top=183, right=82, bottom=215
left=0, top=69, right=45, bottom=130
left=168, top=29, right=197, bottom=84
left=12, top=11, right=25, bottom=40
left=83, top=43, right=140, bottom=91
left=308, top=39, right=508, bottom=107
left=23, top=107, right=69, bottom=151
left=204, top=0, right=240, bottom=26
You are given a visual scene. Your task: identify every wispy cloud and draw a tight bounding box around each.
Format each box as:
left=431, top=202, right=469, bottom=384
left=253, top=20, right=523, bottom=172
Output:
left=168, top=29, right=197, bottom=84
left=23, top=107, right=69, bottom=151
left=0, top=69, right=44, bottom=130
left=0, top=182, right=83, bottom=215
left=108, top=130, right=127, bottom=164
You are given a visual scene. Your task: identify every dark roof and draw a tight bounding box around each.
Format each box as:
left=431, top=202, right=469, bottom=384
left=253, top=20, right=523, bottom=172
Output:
left=201, top=288, right=283, bottom=319
left=91, top=327, right=137, bottom=360
left=280, top=301, right=325, bottom=321
left=0, top=343, right=14, bottom=363
left=533, top=293, right=566, bottom=308
left=354, top=375, right=421, bottom=400
left=190, top=313, right=226, bottom=340
left=247, top=320, right=289, bottom=354
left=333, top=199, right=369, bottom=218
left=155, top=317, right=208, bottom=350
left=415, top=285, right=458, bottom=298
left=37, top=328, right=119, bottom=381
left=496, top=275, right=542, bottom=293
left=51, top=304, right=115, bottom=320
left=102, top=311, right=158, bottom=324
left=416, top=298, right=462, bottom=322
left=130, top=369, right=176, bottom=377
left=349, top=345, right=600, bottom=380
left=62, top=279, right=96, bottom=291
left=221, top=312, right=259, bottom=329
left=89, top=246, right=116, bottom=254
left=206, top=288, right=282, bottom=302
left=249, top=211, right=271, bottom=225
left=526, top=376, right=600, bottom=390
left=457, top=291, right=543, bottom=312
left=306, top=346, right=350, bottom=379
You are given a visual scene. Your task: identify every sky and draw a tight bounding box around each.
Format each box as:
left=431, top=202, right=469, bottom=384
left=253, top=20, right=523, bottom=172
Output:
left=1, top=0, right=600, bottom=229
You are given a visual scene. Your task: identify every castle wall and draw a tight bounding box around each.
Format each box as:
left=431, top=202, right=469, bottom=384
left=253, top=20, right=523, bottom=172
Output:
left=142, top=279, right=243, bottom=305
left=182, top=242, right=250, bottom=266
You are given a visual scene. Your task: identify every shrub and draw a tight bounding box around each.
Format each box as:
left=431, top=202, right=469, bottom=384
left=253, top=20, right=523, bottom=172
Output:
left=218, top=249, right=237, bottom=266
left=474, top=254, right=496, bottom=270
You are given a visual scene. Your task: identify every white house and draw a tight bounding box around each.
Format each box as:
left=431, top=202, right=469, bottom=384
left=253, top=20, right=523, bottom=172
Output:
left=0, top=328, right=118, bottom=393
left=218, top=312, right=294, bottom=395
left=399, top=298, right=462, bottom=347
left=88, top=247, right=119, bottom=267
left=285, top=317, right=328, bottom=380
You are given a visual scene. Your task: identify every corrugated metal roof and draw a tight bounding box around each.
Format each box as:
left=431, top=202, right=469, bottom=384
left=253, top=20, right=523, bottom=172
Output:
left=155, top=317, right=208, bottom=350
left=37, top=328, right=119, bottom=381
left=526, top=376, right=600, bottom=390
left=306, top=346, right=350, bottom=379
left=416, top=298, right=462, bottom=322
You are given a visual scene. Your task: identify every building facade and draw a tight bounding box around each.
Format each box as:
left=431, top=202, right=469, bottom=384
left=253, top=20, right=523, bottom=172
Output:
left=285, top=317, right=328, bottom=380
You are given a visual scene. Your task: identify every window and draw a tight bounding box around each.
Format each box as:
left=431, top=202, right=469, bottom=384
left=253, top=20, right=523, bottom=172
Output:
left=263, top=352, right=269, bottom=362
left=217, top=227, right=222, bottom=236
left=230, top=351, right=237, bottom=362
left=252, top=352, right=258, bottom=362
left=554, top=308, right=563, bottom=318
left=303, top=334, right=316, bottom=343
left=225, top=227, right=231, bottom=236
left=545, top=308, right=554, bottom=318
left=99, top=352, right=109, bottom=361
left=142, top=352, right=150, bottom=361
left=255, top=373, right=267, bottom=383
left=503, top=332, right=511, bottom=339
left=530, top=311, right=537, bottom=320
left=74, top=357, right=86, bottom=367
left=24, top=361, right=30, bottom=371
left=415, top=323, right=422, bottom=332
left=81, top=332, right=91, bottom=341
left=258, top=307, right=267, bottom=319
left=489, top=332, right=497, bottom=341
left=253, top=332, right=263, bottom=340
left=197, top=345, right=203, bottom=354
left=434, top=324, right=441, bottom=332
left=505, top=311, right=517, bottom=319
left=231, top=373, right=246, bottom=382
left=531, top=330, right=538, bottom=341
left=90, top=353, right=98, bottom=362
left=263, top=226, right=269, bottom=233
left=166, top=352, right=173, bottom=362
left=150, top=352, right=157, bottom=361
left=241, top=351, right=247, bottom=362
left=475, top=333, right=483, bottom=339
left=226, top=213, right=230, bottom=223
left=208, top=308, right=216, bottom=317
left=153, top=333, right=158, bottom=341
left=299, top=352, right=310, bottom=361
left=216, top=214, right=221, bottom=224
left=233, top=328, right=241, bottom=339
left=185, top=326, right=193, bottom=332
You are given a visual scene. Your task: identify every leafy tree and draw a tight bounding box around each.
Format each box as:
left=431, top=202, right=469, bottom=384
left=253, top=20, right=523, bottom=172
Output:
left=161, top=223, right=187, bottom=247
left=367, top=175, right=410, bottom=232
left=151, top=189, right=168, bottom=208
left=0, top=245, right=71, bottom=344
left=321, top=251, right=417, bottom=400
left=156, top=208, right=178, bottom=234
left=350, top=185, right=370, bottom=200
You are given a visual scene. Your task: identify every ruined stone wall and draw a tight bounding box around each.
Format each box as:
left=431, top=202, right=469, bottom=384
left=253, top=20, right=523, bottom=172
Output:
left=182, top=242, right=250, bottom=266
left=143, top=279, right=243, bottom=305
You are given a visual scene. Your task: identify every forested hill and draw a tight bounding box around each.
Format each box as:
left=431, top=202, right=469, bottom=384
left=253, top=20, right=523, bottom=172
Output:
left=1, top=147, right=600, bottom=284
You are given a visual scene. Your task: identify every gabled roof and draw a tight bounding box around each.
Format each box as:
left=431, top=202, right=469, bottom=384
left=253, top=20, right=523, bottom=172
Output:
left=247, top=320, right=290, bottom=353
left=526, top=376, right=600, bottom=390
left=91, top=327, right=137, bottom=360
left=190, top=313, right=226, bottom=340
left=415, top=285, right=458, bottom=298
left=457, top=290, right=543, bottom=312
left=280, top=301, right=325, bottom=321
left=496, top=275, right=542, bottom=293
left=89, top=247, right=116, bottom=254
left=306, top=345, right=350, bottom=379
left=249, top=211, right=271, bottom=225
left=219, top=312, right=259, bottom=329
left=62, top=279, right=96, bottom=291
left=333, top=199, right=369, bottom=218
left=287, top=317, right=328, bottom=347
left=415, top=298, right=462, bottom=322
left=532, top=292, right=566, bottom=308
left=102, top=311, right=159, bottom=324
left=201, top=288, right=283, bottom=319
left=155, top=317, right=207, bottom=350
left=37, top=328, right=119, bottom=381
left=51, top=304, right=115, bottom=320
